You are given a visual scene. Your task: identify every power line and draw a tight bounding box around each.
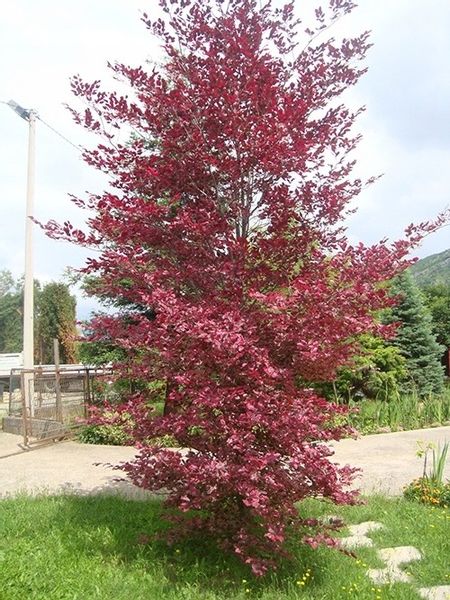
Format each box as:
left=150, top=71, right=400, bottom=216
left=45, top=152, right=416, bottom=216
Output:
left=36, top=115, right=82, bottom=153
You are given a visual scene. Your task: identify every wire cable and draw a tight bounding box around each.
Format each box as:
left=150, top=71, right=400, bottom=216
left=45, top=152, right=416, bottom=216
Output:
left=36, top=115, right=83, bottom=152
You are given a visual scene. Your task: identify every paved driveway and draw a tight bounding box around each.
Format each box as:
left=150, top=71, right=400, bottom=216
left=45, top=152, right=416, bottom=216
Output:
left=330, top=425, right=450, bottom=495
left=0, top=426, right=449, bottom=498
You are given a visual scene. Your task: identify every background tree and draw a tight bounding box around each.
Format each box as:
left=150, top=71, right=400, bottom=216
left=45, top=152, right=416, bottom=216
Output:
left=0, top=271, right=41, bottom=356
left=37, top=282, right=78, bottom=364
left=76, top=273, right=156, bottom=367
left=0, top=272, right=78, bottom=364
left=421, top=283, right=450, bottom=349
left=0, top=271, right=22, bottom=353
left=78, top=338, right=123, bottom=366
left=387, top=271, right=444, bottom=395
left=44, top=0, right=446, bottom=574
left=0, top=270, right=15, bottom=297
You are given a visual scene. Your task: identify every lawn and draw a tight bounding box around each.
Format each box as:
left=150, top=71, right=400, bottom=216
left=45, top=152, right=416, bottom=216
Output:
left=0, top=494, right=448, bottom=599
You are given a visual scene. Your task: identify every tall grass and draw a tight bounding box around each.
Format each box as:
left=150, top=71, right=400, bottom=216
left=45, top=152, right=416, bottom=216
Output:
left=344, top=387, right=450, bottom=434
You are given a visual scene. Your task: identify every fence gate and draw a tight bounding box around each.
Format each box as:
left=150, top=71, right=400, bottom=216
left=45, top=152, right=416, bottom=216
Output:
left=8, top=366, right=112, bottom=447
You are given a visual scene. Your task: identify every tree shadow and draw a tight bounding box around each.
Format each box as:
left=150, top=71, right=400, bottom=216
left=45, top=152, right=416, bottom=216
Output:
left=28, top=492, right=334, bottom=597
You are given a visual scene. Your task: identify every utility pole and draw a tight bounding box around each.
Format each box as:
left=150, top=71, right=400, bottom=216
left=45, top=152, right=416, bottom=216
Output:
left=5, top=100, right=36, bottom=417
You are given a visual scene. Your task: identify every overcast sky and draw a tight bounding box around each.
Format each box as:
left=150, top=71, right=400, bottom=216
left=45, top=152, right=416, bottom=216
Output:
left=1, top=0, right=449, bottom=318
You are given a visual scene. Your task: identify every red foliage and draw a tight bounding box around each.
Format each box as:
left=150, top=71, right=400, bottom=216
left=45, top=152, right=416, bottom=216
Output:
left=45, top=0, right=447, bottom=575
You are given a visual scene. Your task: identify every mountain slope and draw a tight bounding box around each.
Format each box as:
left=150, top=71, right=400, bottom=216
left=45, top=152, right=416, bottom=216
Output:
left=410, top=248, right=450, bottom=287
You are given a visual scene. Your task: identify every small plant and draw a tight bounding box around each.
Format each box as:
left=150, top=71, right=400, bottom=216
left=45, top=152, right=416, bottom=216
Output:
left=78, top=408, right=135, bottom=446
left=416, top=440, right=449, bottom=483
left=404, top=441, right=450, bottom=507
left=431, top=441, right=449, bottom=483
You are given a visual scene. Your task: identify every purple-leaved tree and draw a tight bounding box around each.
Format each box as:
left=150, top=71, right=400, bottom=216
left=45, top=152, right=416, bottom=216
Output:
left=45, top=0, right=446, bottom=575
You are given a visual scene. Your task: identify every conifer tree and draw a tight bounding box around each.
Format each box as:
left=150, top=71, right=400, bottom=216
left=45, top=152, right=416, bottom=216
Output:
left=388, top=271, right=444, bottom=395
left=0, top=273, right=23, bottom=353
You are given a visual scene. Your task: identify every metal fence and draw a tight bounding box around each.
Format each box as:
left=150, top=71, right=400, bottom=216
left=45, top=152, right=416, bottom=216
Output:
left=8, top=365, right=113, bottom=445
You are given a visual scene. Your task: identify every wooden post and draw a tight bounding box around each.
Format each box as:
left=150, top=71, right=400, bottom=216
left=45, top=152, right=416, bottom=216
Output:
left=84, top=367, right=91, bottom=418
left=53, top=339, right=63, bottom=423
left=21, top=370, right=29, bottom=446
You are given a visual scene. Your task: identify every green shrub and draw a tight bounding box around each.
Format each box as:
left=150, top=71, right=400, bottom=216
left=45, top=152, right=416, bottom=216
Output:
left=79, top=382, right=167, bottom=447
left=78, top=424, right=178, bottom=448
left=78, top=423, right=132, bottom=446
left=333, top=334, right=408, bottom=402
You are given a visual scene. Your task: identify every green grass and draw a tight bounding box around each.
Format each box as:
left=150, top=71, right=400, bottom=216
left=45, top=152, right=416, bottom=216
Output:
left=0, top=495, right=449, bottom=599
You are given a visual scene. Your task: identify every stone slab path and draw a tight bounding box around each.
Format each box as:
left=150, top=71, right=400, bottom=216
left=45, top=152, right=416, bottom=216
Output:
left=339, top=520, right=384, bottom=549
left=418, top=586, right=450, bottom=600
left=340, top=521, right=450, bottom=599
left=367, top=545, right=422, bottom=584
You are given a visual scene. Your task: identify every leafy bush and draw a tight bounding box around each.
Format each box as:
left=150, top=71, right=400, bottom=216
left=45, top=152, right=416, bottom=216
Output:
left=79, top=380, right=167, bottom=446
left=78, top=423, right=132, bottom=446
left=146, top=434, right=179, bottom=448
left=331, top=334, right=408, bottom=402
left=78, top=423, right=179, bottom=448
left=78, top=401, right=176, bottom=447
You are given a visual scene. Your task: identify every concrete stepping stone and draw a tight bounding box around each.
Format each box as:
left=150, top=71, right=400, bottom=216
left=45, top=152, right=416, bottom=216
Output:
left=418, top=586, right=450, bottom=600
left=340, top=521, right=384, bottom=549
left=367, top=546, right=422, bottom=584
left=329, top=518, right=447, bottom=597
